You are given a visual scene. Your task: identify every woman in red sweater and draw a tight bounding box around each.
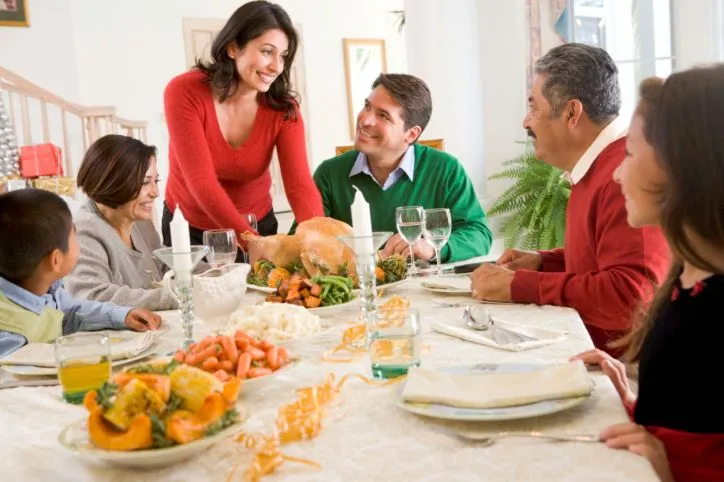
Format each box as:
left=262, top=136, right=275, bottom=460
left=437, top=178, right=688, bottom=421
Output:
left=162, top=1, right=323, bottom=252
left=573, top=68, right=724, bottom=481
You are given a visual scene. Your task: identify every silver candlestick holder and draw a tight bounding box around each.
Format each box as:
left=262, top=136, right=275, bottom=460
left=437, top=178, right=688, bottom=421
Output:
left=153, top=246, right=209, bottom=349
left=338, top=232, right=392, bottom=344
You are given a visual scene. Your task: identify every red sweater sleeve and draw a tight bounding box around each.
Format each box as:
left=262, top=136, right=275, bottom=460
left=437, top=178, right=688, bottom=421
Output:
left=647, top=427, right=724, bottom=482
left=163, top=76, right=252, bottom=233
left=511, top=182, right=669, bottom=333
left=275, top=105, right=323, bottom=222
left=539, top=248, right=566, bottom=272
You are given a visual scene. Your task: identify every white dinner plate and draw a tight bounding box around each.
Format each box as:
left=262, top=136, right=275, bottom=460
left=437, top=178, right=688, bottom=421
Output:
left=396, top=363, right=590, bottom=421
left=247, top=284, right=276, bottom=294
left=58, top=407, right=248, bottom=469
left=307, top=297, right=358, bottom=317
left=1, top=344, right=159, bottom=377
left=351, top=278, right=411, bottom=295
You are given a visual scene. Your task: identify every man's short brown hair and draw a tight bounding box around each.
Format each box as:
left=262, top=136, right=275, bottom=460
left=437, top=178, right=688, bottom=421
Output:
left=77, top=134, right=156, bottom=209
left=372, top=73, right=432, bottom=137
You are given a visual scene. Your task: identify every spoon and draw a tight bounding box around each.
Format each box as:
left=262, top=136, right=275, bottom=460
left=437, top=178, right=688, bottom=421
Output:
left=463, top=306, right=538, bottom=344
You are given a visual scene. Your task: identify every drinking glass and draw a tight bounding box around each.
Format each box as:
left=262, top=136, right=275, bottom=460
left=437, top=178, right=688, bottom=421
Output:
left=368, top=308, right=421, bottom=379
left=423, top=208, right=452, bottom=276
left=240, top=213, right=258, bottom=263
left=203, top=229, right=236, bottom=267
left=395, top=206, right=424, bottom=276
left=55, top=332, right=111, bottom=404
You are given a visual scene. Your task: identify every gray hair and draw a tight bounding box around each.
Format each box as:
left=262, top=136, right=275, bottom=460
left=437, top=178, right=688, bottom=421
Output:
left=535, top=43, right=621, bottom=124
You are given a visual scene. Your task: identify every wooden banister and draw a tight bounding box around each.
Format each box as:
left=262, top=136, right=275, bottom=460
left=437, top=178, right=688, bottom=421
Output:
left=0, top=66, right=148, bottom=177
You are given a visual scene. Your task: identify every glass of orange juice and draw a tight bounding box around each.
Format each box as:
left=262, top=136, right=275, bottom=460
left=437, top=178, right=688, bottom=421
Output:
left=55, top=332, right=111, bottom=404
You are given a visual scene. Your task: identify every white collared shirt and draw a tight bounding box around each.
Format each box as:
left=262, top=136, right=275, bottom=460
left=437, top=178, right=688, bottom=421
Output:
left=348, top=145, right=415, bottom=190
left=568, top=116, right=628, bottom=184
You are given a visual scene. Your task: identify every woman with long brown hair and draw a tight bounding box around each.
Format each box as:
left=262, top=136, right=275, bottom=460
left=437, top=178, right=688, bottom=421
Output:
left=162, top=1, right=323, bottom=251
left=572, top=67, right=724, bottom=481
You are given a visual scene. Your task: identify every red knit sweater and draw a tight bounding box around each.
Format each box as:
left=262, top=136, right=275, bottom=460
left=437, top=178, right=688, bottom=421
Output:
left=163, top=70, right=323, bottom=234
left=511, top=138, right=670, bottom=353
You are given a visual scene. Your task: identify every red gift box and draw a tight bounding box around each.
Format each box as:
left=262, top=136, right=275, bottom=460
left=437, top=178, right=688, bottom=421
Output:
left=19, top=144, right=64, bottom=179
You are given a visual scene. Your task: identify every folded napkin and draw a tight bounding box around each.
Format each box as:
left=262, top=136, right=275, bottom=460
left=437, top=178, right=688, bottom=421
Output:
left=402, top=360, right=592, bottom=409
left=432, top=317, right=567, bottom=351
left=0, top=331, right=157, bottom=368
left=421, top=276, right=472, bottom=292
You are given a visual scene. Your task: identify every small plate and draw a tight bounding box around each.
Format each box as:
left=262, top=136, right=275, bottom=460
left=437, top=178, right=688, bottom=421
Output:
left=396, top=363, right=590, bottom=421
left=307, top=297, right=358, bottom=317
left=58, top=408, right=248, bottom=469
left=421, top=275, right=472, bottom=295
left=1, top=345, right=158, bottom=377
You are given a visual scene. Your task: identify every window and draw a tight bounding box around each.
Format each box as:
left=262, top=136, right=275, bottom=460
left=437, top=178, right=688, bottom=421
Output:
left=715, top=0, right=724, bottom=60
left=568, top=0, right=674, bottom=121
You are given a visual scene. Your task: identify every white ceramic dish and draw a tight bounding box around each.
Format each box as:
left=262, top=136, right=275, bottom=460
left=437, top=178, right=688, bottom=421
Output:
left=58, top=408, right=248, bottom=469
left=351, top=278, right=410, bottom=295
left=241, top=357, right=301, bottom=390
left=247, top=284, right=276, bottom=294
left=396, top=363, right=590, bottom=422
left=307, top=297, right=358, bottom=317
left=1, top=345, right=158, bottom=377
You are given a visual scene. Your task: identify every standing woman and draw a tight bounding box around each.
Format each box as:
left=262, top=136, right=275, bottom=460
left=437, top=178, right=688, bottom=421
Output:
left=162, top=1, right=323, bottom=251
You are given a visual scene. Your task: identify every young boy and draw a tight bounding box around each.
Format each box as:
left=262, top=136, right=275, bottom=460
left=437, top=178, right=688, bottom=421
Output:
left=0, top=189, right=161, bottom=358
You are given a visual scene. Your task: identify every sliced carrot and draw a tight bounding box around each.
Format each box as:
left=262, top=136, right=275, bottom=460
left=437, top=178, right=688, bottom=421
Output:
left=235, top=338, right=250, bottom=351
left=202, top=356, right=220, bottom=372
left=213, top=369, right=229, bottom=382
left=236, top=353, right=252, bottom=379
left=277, top=346, right=289, bottom=365
left=221, top=336, right=239, bottom=364
left=174, top=349, right=186, bottom=363
left=258, top=339, right=274, bottom=351
left=185, top=352, right=203, bottom=366
left=266, top=346, right=280, bottom=370
left=246, top=347, right=266, bottom=361
left=220, top=360, right=234, bottom=372
left=247, top=367, right=273, bottom=378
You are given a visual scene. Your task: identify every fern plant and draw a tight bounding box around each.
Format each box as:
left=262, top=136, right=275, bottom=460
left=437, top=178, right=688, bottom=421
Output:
left=487, top=145, right=571, bottom=250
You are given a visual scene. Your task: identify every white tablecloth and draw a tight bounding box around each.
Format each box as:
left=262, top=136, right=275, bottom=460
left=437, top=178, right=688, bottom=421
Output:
left=0, top=279, right=657, bottom=481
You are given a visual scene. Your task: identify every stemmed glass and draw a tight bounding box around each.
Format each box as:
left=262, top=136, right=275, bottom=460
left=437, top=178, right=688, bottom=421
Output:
left=240, top=213, right=258, bottom=263
left=395, top=206, right=424, bottom=276
left=203, top=229, right=236, bottom=267
left=423, top=208, right=452, bottom=276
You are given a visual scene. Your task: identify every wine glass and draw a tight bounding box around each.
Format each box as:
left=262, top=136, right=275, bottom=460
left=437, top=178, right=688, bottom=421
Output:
left=245, top=213, right=258, bottom=232
left=395, top=206, right=424, bottom=276
left=422, top=208, right=452, bottom=276
left=203, top=229, right=236, bottom=267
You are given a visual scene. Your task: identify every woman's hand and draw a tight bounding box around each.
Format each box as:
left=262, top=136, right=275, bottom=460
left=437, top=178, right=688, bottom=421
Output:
left=570, top=349, right=635, bottom=406
left=600, top=423, right=674, bottom=482
left=125, top=309, right=162, bottom=331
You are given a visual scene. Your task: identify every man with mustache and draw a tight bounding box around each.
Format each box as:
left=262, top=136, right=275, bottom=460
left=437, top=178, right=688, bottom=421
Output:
left=471, top=43, right=670, bottom=355
left=311, top=73, right=492, bottom=263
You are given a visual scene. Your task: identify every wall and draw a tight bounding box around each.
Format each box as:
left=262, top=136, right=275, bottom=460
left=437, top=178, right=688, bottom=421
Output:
left=0, top=0, right=79, bottom=101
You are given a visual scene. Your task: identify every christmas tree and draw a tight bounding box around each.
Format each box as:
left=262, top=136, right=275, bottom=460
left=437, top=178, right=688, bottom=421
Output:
left=0, top=94, right=20, bottom=181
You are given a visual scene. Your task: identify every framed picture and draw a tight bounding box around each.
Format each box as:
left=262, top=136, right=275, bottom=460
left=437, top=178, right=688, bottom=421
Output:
left=0, top=0, right=29, bottom=27
left=342, top=38, right=388, bottom=140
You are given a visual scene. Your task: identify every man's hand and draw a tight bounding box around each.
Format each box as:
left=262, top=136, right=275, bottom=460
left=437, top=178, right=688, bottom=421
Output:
left=381, top=233, right=435, bottom=261
left=570, top=349, right=635, bottom=406
left=124, top=309, right=162, bottom=332
left=470, top=263, right=514, bottom=302
left=496, top=248, right=543, bottom=271
left=600, top=423, right=674, bottom=482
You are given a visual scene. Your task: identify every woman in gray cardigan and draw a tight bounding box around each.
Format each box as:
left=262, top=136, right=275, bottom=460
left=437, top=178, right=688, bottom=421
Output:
left=65, top=135, right=177, bottom=310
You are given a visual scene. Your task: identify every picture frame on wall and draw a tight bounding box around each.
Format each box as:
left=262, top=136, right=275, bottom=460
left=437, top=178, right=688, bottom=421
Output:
left=0, top=0, right=29, bottom=27
left=342, top=38, right=388, bottom=140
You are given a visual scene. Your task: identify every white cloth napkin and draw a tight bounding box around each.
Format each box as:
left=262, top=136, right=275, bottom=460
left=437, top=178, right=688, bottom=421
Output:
left=0, top=331, right=157, bottom=368
left=421, top=276, right=472, bottom=292
left=432, top=317, right=567, bottom=351
left=402, top=360, right=592, bottom=409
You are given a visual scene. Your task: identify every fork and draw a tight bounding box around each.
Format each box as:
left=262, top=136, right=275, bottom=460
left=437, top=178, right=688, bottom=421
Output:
left=443, top=428, right=600, bottom=447
left=431, top=298, right=470, bottom=308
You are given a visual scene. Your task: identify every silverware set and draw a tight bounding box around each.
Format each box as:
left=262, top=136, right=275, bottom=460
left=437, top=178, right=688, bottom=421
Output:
left=438, top=426, right=600, bottom=447
left=462, top=305, right=538, bottom=345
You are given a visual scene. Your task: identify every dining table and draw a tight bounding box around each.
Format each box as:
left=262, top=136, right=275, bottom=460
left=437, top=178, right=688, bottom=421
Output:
left=0, top=271, right=658, bottom=481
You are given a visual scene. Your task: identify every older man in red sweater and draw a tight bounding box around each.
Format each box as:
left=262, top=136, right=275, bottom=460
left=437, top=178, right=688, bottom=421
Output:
left=472, top=44, right=670, bottom=355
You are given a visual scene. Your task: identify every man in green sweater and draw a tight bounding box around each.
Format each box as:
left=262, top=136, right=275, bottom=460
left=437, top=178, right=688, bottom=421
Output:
left=313, top=73, right=491, bottom=263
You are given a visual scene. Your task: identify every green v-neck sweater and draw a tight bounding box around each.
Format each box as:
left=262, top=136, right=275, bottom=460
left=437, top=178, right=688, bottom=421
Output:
left=312, top=144, right=492, bottom=263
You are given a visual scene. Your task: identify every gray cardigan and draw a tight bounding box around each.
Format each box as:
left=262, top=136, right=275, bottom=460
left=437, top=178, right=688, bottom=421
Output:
left=65, top=201, right=178, bottom=310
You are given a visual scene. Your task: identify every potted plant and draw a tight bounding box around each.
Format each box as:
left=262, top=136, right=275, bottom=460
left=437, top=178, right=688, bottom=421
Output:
left=487, top=144, right=570, bottom=250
